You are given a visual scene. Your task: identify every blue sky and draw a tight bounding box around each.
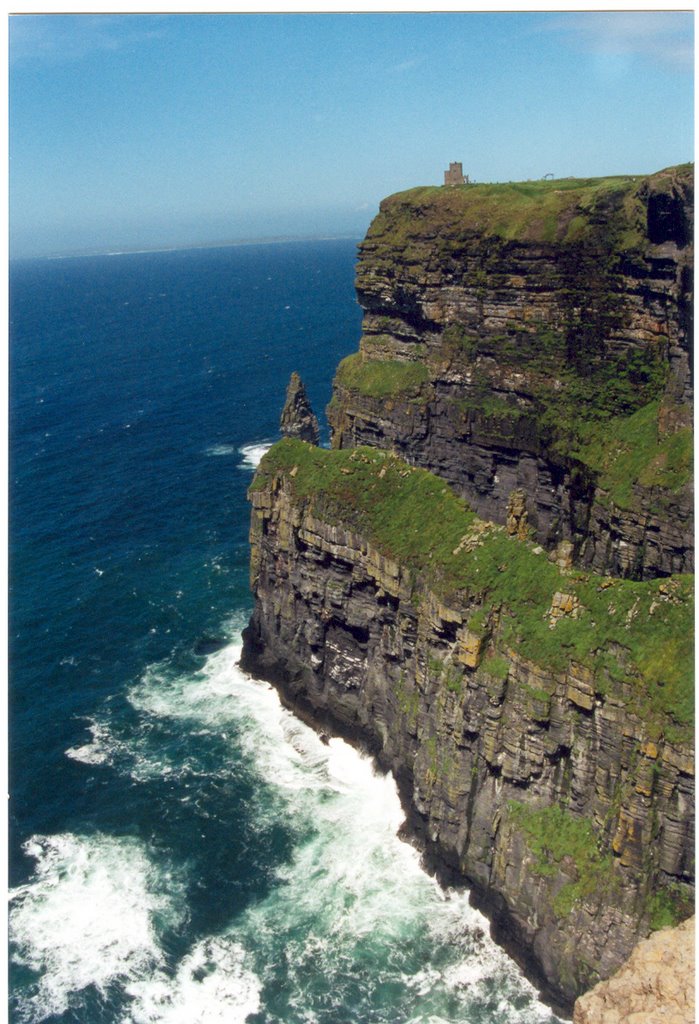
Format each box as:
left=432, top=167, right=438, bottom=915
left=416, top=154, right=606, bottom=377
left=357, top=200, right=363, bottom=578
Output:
left=9, top=10, right=694, bottom=257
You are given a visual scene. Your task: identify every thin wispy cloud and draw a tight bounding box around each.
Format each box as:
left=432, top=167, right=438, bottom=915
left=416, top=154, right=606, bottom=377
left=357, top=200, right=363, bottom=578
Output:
left=388, top=55, right=427, bottom=74
left=9, top=14, right=165, bottom=65
left=542, top=12, right=693, bottom=72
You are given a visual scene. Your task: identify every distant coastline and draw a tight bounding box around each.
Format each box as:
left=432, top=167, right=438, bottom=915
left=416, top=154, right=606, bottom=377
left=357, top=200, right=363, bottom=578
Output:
left=11, top=233, right=364, bottom=263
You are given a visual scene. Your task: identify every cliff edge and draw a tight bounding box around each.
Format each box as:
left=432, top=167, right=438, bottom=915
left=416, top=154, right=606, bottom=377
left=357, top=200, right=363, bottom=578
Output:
left=328, top=166, right=693, bottom=579
left=241, top=440, right=693, bottom=1011
left=241, top=167, right=694, bottom=1013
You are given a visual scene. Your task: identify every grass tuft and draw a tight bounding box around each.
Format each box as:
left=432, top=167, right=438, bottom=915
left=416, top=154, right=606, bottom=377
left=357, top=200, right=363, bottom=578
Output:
left=508, top=802, right=616, bottom=917
left=335, top=353, right=429, bottom=399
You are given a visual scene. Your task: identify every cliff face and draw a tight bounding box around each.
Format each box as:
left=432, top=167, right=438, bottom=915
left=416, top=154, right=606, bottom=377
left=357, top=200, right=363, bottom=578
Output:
left=241, top=441, right=694, bottom=1012
left=241, top=167, right=694, bottom=1012
left=328, top=166, right=693, bottom=579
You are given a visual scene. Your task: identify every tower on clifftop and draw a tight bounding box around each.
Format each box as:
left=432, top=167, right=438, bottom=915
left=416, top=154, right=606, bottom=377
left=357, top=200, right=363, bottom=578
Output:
left=444, top=162, right=468, bottom=186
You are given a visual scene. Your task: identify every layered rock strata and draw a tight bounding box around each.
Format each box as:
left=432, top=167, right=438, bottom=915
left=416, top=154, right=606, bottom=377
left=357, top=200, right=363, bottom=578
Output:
left=327, top=165, right=693, bottom=579
left=242, top=167, right=694, bottom=1015
left=241, top=441, right=694, bottom=1013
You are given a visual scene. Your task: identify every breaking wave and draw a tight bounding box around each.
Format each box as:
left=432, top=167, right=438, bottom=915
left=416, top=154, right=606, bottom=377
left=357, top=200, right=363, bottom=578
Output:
left=9, top=833, right=186, bottom=1022
left=237, top=441, right=274, bottom=470
left=19, top=639, right=563, bottom=1023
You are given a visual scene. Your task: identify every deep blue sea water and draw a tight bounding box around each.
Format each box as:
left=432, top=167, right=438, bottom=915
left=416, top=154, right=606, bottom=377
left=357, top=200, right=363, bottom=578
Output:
left=9, top=240, right=562, bottom=1024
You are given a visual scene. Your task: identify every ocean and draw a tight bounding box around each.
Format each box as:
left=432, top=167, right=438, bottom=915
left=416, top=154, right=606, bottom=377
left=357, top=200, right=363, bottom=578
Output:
left=9, top=240, right=562, bottom=1024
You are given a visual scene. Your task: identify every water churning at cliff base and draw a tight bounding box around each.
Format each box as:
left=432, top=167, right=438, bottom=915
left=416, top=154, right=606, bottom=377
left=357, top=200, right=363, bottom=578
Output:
left=10, top=242, right=560, bottom=1024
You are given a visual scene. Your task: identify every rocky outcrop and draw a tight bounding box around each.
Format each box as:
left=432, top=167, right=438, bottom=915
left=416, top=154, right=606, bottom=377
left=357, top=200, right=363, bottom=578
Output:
left=573, top=917, right=695, bottom=1024
left=327, top=165, right=693, bottom=579
left=280, top=371, right=319, bottom=445
left=241, top=441, right=694, bottom=1013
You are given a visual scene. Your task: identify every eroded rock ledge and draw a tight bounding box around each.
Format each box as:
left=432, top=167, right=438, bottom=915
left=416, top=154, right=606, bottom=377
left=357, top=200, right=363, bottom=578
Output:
left=241, top=440, right=694, bottom=1013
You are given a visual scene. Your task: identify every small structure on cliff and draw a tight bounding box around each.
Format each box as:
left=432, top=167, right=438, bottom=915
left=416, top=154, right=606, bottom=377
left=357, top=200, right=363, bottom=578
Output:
left=444, top=162, right=468, bottom=186
left=280, top=371, right=319, bottom=446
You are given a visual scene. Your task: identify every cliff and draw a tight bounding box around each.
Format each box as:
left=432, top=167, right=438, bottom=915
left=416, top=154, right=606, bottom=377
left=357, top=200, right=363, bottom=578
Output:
left=241, top=440, right=693, bottom=1010
left=241, top=167, right=694, bottom=1013
left=328, top=166, right=693, bottom=579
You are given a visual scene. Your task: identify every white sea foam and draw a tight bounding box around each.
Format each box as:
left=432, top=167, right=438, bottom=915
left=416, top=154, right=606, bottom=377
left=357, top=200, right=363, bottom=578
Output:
left=124, top=937, right=261, bottom=1024
left=65, top=719, right=114, bottom=765
left=57, top=636, right=559, bottom=1022
left=9, top=833, right=185, bottom=1022
left=205, top=440, right=272, bottom=466
left=203, top=444, right=239, bottom=457
left=125, top=643, right=558, bottom=1020
left=238, top=441, right=273, bottom=470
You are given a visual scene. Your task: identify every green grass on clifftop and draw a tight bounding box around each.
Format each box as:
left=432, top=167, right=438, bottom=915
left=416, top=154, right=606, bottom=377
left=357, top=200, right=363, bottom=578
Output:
left=367, top=173, right=652, bottom=247
left=252, top=440, right=694, bottom=740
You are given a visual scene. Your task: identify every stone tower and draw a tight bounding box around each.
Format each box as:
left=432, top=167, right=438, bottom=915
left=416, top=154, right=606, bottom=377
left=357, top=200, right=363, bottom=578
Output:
left=444, top=162, right=468, bottom=186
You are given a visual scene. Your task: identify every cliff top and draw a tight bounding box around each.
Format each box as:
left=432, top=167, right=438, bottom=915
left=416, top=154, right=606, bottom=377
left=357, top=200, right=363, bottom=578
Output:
left=367, top=163, right=693, bottom=248
left=252, top=439, right=693, bottom=745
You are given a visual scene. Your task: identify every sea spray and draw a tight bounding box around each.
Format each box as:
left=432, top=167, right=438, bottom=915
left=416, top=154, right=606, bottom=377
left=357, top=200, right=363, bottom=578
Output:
left=12, top=639, right=560, bottom=1023
left=9, top=834, right=186, bottom=1022
left=238, top=442, right=274, bottom=470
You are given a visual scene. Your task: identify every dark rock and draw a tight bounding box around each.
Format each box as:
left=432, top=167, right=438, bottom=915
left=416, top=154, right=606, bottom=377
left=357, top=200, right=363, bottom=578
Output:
left=327, top=166, right=694, bottom=579
left=280, top=372, right=319, bottom=445
left=193, top=636, right=229, bottom=656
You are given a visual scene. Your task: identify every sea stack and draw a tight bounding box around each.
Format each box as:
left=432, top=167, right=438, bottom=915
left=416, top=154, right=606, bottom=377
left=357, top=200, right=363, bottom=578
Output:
left=280, top=371, right=320, bottom=445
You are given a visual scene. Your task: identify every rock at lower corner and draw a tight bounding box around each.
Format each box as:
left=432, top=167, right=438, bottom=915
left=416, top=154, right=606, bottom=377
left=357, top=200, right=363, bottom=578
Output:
left=573, top=917, right=695, bottom=1024
left=280, top=371, right=320, bottom=445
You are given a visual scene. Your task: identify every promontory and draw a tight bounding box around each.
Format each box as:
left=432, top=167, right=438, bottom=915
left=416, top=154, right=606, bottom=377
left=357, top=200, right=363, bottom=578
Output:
left=241, top=165, right=694, bottom=1015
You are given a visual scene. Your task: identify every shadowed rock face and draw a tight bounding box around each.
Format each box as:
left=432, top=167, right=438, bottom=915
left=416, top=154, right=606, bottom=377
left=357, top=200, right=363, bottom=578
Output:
left=243, top=166, right=695, bottom=1013
left=280, top=371, right=320, bottom=445
left=573, top=917, right=695, bottom=1024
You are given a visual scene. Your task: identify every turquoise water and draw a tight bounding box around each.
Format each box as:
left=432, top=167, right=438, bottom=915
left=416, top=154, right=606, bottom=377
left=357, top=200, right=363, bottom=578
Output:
left=9, top=241, right=561, bottom=1024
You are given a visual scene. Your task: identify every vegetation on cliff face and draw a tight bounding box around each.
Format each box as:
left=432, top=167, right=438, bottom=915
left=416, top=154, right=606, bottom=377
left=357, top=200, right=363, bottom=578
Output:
left=508, top=802, right=616, bottom=918
left=330, top=163, right=693, bottom=581
left=252, top=440, right=693, bottom=740
left=573, top=401, right=693, bottom=509
left=334, top=353, right=430, bottom=398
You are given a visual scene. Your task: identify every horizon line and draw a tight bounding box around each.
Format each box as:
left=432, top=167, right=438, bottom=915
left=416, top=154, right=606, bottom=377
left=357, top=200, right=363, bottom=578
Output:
left=10, top=231, right=365, bottom=263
